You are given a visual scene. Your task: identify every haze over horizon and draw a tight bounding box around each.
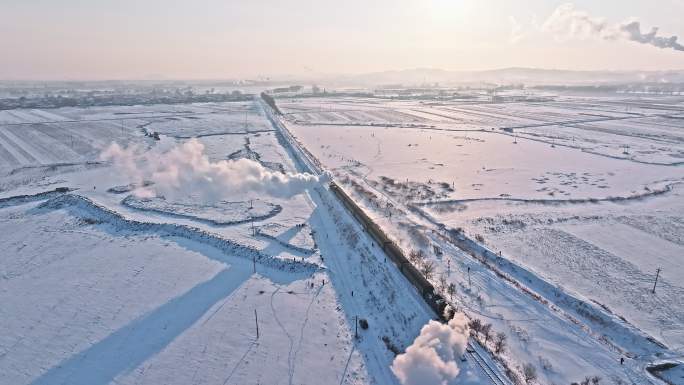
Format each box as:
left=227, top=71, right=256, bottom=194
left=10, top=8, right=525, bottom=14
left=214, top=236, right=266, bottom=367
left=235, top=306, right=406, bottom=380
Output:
left=2, top=0, right=684, bottom=81
left=2, top=2, right=684, bottom=385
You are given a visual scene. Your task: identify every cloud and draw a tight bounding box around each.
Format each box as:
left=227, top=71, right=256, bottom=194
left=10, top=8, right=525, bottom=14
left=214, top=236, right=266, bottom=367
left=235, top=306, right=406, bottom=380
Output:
left=541, top=3, right=684, bottom=51
left=509, top=16, right=526, bottom=44
left=542, top=3, right=614, bottom=41
left=390, top=313, right=470, bottom=385
left=100, top=138, right=323, bottom=202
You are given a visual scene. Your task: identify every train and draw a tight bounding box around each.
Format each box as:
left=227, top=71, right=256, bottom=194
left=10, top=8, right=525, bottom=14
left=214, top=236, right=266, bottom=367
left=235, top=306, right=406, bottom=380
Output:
left=328, top=181, right=448, bottom=320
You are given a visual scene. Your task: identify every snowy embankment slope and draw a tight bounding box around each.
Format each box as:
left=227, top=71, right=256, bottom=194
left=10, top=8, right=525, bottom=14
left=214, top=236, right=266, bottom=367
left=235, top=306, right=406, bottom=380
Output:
left=38, top=193, right=319, bottom=275
left=0, top=187, right=72, bottom=208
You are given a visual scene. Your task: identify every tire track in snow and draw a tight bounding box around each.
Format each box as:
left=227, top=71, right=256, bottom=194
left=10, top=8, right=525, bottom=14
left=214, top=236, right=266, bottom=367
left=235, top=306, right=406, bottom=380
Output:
left=290, top=284, right=324, bottom=384
left=269, top=288, right=295, bottom=384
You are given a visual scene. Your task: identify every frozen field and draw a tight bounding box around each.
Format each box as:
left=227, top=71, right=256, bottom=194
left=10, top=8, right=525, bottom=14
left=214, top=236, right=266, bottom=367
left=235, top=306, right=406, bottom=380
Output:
left=285, top=95, right=684, bottom=384
left=4, top=93, right=682, bottom=385
left=0, top=203, right=341, bottom=385
left=1, top=99, right=497, bottom=385
left=0, top=102, right=270, bottom=176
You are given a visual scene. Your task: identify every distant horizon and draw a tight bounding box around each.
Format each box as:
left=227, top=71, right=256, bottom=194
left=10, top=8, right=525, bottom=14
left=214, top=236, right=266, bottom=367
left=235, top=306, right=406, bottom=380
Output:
left=3, top=66, right=684, bottom=83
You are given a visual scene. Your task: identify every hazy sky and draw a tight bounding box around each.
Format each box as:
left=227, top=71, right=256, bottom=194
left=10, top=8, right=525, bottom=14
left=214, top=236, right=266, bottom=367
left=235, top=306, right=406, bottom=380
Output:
left=1, top=0, right=683, bottom=80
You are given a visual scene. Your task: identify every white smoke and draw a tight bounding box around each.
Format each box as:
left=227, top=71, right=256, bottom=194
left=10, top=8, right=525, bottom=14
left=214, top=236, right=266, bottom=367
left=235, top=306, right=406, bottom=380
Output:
left=100, top=138, right=323, bottom=202
left=542, top=3, right=684, bottom=51
left=391, top=313, right=470, bottom=385
left=620, top=20, right=684, bottom=51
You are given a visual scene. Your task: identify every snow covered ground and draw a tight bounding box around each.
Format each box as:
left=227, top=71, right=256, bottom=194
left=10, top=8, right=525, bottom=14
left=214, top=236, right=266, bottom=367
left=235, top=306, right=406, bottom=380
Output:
left=4, top=92, right=682, bottom=385
left=1, top=99, right=499, bottom=385
left=284, top=94, right=684, bottom=384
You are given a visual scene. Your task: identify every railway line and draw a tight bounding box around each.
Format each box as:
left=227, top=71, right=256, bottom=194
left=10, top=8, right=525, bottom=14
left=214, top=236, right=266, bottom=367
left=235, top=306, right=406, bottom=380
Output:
left=260, top=95, right=513, bottom=385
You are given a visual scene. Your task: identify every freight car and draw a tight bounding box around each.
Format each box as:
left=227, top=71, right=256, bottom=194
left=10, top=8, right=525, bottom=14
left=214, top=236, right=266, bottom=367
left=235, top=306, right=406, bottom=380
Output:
left=328, top=182, right=448, bottom=319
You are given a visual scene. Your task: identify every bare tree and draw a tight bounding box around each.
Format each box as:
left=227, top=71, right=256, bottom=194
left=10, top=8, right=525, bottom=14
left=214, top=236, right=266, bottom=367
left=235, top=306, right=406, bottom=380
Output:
left=506, top=369, right=521, bottom=385
left=494, top=332, right=507, bottom=354
left=447, top=283, right=456, bottom=300
left=439, top=274, right=447, bottom=293
left=468, top=318, right=482, bottom=337
left=579, top=377, right=601, bottom=385
left=482, top=323, right=492, bottom=345
left=421, top=260, right=435, bottom=280
left=409, top=249, right=424, bottom=264
left=522, top=363, right=537, bottom=385
left=408, top=249, right=417, bottom=263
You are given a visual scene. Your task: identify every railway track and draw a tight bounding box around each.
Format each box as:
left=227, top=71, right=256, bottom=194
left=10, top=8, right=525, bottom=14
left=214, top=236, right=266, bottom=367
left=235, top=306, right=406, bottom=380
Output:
left=261, top=96, right=512, bottom=385
left=466, top=342, right=511, bottom=385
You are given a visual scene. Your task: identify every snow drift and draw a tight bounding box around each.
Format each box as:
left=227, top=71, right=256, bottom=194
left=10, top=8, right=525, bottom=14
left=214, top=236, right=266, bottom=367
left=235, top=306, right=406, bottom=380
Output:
left=100, top=138, right=323, bottom=202
left=543, top=3, right=684, bottom=52
left=391, top=313, right=470, bottom=385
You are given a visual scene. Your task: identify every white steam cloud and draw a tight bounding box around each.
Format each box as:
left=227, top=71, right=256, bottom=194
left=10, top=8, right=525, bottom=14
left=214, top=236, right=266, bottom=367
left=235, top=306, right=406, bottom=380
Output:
left=100, top=139, right=323, bottom=202
left=542, top=3, right=684, bottom=51
left=391, top=313, right=470, bottom=385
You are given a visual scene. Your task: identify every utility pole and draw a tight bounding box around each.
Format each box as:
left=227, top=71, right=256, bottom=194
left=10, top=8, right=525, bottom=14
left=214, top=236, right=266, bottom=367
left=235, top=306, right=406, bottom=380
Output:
left=355, top=315, right=358, bottom=339
left=254, top=309, right=259, bottom=339
left=468, top=266, right=471, bottom=288
left=252, top=255, right=256, bottom=274
left=652, top=268, right=661, bottom=294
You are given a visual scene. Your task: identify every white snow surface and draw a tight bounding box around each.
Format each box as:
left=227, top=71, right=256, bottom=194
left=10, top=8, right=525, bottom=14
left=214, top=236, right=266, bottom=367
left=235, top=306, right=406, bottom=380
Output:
left=5, top=94, right=683, bottom=385
left=285, top=95, right=684, bottom=384
left=0, top=100, right=497, bottom=385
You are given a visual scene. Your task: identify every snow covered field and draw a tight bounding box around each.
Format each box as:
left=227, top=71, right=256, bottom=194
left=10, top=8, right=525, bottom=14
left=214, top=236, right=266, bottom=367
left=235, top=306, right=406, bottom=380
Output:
left=284, top=94, right=684, bottom=384
left=1, top=99, right=500, bottom=385
left=3, top=92, right=682, bottom=385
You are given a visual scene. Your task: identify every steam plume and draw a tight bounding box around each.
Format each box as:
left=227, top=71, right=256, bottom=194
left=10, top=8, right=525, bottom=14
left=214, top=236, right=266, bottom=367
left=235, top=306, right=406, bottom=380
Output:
left=100, top=139, right=322, bottom=202
left=542, top=3, right=684, bottom=51
left=390, top=313, right=470, bottom=385
left=620, top=20, right=684, bottom=51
